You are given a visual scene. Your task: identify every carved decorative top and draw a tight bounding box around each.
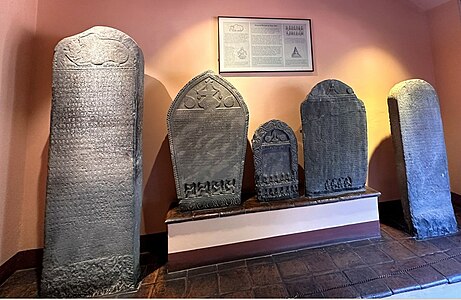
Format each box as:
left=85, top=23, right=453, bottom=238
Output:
left=307, top=79, right=355, bottom=99
left=54, top=26, right=143, bottom=69
left=170, top=71, right=242, bottom=112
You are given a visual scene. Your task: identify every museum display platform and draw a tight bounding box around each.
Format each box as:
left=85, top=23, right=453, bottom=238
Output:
left=166, top=187, right=381, bottom=271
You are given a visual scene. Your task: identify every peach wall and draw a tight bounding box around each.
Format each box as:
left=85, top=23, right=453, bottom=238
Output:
left=428, top=0, right=461, bottom=195
left=18, top=0, right=436, bottom=251
left=0, top=0, right=37, bottom=265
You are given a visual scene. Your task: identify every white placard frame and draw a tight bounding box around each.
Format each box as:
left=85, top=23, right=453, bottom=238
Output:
left=218, top=16, right=314, bottom=73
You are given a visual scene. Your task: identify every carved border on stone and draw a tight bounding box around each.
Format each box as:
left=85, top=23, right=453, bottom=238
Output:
left=252, top=119, right=299, bottom=201
left=166, top=70, right=249, bottom=209
left=54, top=26, right=142, bottom=69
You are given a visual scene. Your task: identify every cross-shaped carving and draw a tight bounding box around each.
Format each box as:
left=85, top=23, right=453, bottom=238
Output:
left=196, top=79, right=222, bottom=109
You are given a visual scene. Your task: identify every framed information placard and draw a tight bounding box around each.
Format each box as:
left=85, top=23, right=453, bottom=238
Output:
left=218, top=17, right=313, bottom=73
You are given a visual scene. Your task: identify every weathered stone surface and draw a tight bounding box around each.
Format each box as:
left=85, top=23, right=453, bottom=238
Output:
left=301, top=79, right=367, bottom=197
left=41, top=26, right=144, bottom=297
left=252, top=119, right=298, bottom=201
left=167, top=71, right=249, bottom=211
left=388, top=79, right=457, bottom=239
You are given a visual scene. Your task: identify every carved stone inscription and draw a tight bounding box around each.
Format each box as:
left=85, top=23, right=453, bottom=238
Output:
left=252, top=120, right=298, bottom=201
left=167, top=71, right=249, bottom=211
left=41, top=27, right=144, bottom=298
left=301, top=79, right=367, bottom=197
left=388, top=79, right=457, bottom=239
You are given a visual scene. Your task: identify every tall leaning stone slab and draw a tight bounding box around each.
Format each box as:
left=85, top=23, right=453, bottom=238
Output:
left=41, top=26, right=144, bottom=297
left=301, top=79, right=367, bottom=197
left=388, top=79, right=457, bottom=239
left=167, top=71, right=249, bottom=211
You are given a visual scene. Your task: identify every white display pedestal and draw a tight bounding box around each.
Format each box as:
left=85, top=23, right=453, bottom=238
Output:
left=166, top=187, right=380, bottom=271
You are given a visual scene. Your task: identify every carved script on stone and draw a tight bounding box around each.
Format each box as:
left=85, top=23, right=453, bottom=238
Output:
left=41, top=26, right=144, bottom=298
left=252, top=120, right=299, bottom=201
left=301, top=79, right=367, bottom=197
left=388, top=79, right=457, bottom=239
left=167, top=71, right=249, bottom=211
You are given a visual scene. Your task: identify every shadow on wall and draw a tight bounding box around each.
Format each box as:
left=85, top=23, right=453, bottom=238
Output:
left=37, top=140, right=48, bottom=247
left=242, top=140, right=255, bottom=199
left=368, top=136, right=400, bottom=201
left=1, top=26, right=36, bottom=262
left=141, top=75, right=176, bottom=234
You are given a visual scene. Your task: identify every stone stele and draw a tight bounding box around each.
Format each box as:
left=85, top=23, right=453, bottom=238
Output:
left=301, top=79, right=367, bottom=197
left=167, top=71, right=249, bottom=211
left=388, top=79, right=457, bottom=239
left=252, top=119, right=299, bottom=201
left=41, top=26, right=144, bottom=297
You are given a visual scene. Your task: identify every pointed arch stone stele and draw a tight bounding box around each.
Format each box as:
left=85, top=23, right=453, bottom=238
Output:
left=41, top=26, right=144, bottom=297
left=388, top=79, right=457, bottom=239
left=252, top=119, right=299, bottom=201
left=167, top=71, right=249, bottom=211
left=301, top=79, right=368, bottom=197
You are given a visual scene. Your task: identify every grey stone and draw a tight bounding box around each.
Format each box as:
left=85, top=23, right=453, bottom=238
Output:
left=167, top=71, right=249, bottom=211
left=251, top=119, right=298, bottom=201
left=301, top=79, right=367, bottom=197
left=41, top=26, right=144, bottom=297
left=388, top=79, right=458, bottom=239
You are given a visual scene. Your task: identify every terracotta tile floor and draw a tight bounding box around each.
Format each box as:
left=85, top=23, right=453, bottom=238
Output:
left=2, top=200, right=461, bottom=298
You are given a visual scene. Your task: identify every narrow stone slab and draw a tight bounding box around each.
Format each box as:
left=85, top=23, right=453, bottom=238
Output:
left=301, top=79, right=367, bottom=197
left=167, top=71, right=249, bottom=211
left=41, top=26, right=144, bottom=297
left=252, top=119, right=298, bottom=201
left=388, top=79, right=457, bottom=239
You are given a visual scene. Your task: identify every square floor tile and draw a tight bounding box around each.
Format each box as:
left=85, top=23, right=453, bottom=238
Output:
left=313, top=271, right=351, bottom=291
left=284, top=276, right=318, bottom=298
left=253, top=284, right=288, bottom=298
left=301, top=250, right=338, bottom=274
left=381, top=273, right=420, bottom=295
left=423, top=252, right=461, bottom=283
left=400, top=238, right=441, bottom=256
left=247, top=263, right=282, bottom=287
left=186, top=273, right=219, bottom=298
left=406, top=265, right=447, bottom=289
left=343, top=266, right=379, bottom=284
left=378, top=241, right=416, bottom=261
left=218, top=267, right=252, bottom=295
left=353, top=279, right=392, bottom=298
left=329, top=249, right=365, bottom=269
left=276, top=258, right=309, bottom=279
left=428, top=236, right=459, bottom=251
left=150, top=278, right=186, bottom=298
left=353, top=244, right=393, bottom=265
